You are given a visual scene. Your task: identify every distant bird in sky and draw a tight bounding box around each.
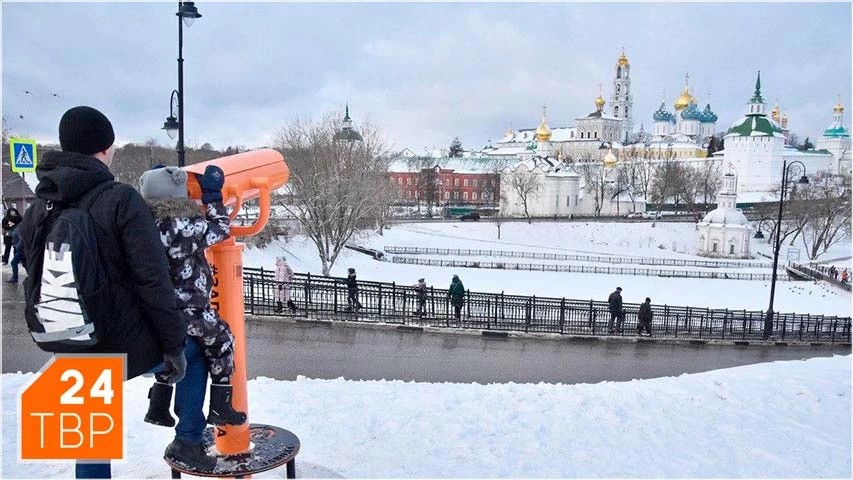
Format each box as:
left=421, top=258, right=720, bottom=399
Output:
left=51, top=93, right=60, bottom=97
left=23, top=90, right=32, bottom=95
left=18, top=115, right=24, bottom=120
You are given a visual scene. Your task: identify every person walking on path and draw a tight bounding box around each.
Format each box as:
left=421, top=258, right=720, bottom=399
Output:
left=2, top=207, right=22, bottom=264
left=346, top=267, right=363, bottom=312
left=274, top=256, right=296, bottom=313
left=6, top=225, right=26, bottom=283
left=448, top=274, right=465, bottom=321
left=413, top=278, right=428, bottom=317
left=637, top=297, right=653, bottom=336
left=842, top=268, right=849, bottom=284
left=608, top=287, right=623, bottom=333
left=19, top=106, right=189, bottom=478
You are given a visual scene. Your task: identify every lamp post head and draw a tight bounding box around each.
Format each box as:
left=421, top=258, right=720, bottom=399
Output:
left=178, top=1, right=202, bottom=27
left=753, top=229, right=765, bottom=239
left=797, top=175, right=809, bottom=185
left=162, top=115, right=179, bottom=140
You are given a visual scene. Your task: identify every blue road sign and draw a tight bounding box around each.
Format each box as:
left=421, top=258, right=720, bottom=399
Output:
left=10, top=138, right=38, bottom=173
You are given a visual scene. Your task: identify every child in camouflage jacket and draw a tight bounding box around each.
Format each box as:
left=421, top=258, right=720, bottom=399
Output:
left=140, top=164, right=246, bottom=428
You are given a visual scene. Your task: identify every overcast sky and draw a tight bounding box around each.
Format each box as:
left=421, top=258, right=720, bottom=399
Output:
left=3, top=1, right=851, bottom=154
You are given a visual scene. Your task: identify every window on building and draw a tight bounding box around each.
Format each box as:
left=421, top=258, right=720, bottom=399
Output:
left=617, top=68, right=622, bottom=79
left=472, top=192, right=477, bottom=200
left=729, top=244, right=735, bottom=254
left=454, top=191, right=459, bottom=199
left=594, top=132, right=598, bottom=139
left=408, top=191, right=412, bottom=199
left=454, top=179, right=459, bottom=187
left=464, top=179, right=469, bottom=187
left=567, top=196, right=571, bottom=207
left=473, top=179, right=478, bottom=187
left=712, top=242, right=718, bottom=253
left=444, top=192, right=450, bottom=200
left=398, top=178, right=403, bottom=185
left=615, top=106, right=619, bottom=117
left=463, top=192, right=468, bottom=200
left=407, top=177, right=412, bottom=185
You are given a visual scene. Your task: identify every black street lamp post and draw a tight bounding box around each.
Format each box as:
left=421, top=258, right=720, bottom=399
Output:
left=763, top=159, right=809, bottom=339
left=164, top=1, right=201, bottom=167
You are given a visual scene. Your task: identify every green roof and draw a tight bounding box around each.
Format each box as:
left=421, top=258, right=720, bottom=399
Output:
left=726, top=115, right=784, bottom=137
left=823, top=124, right=850, bottom=138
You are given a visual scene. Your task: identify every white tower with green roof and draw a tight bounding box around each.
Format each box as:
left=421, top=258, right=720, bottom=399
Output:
left=722, top=71, right=787, bottom=194
left=816, top=97, right=851, bottom=175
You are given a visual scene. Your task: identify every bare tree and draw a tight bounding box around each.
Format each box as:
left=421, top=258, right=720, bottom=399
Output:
left=492, top=166, right=508, bottom=239
left=273, top=113, right=390, bottom=276
left=371, top=170, right=397, bottom=236
left=795, top=173, right=851, bottom=260
left=2, top=116, right=9, bottom=145
left=412, top=157, right=438, bottom=215
left=577, top=158, right=606, bottom=217
left=649, top=159, right=690, bottom=213
left=508, top=167, right=542, bottom=223
left=695, top=158, right=722, bottom=214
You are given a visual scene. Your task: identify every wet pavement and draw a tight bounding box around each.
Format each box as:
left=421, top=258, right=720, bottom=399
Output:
left=3, top=280, right=849, bottom=383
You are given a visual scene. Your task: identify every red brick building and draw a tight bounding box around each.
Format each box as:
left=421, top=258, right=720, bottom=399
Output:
left=388, top=158, right=504, bottom=207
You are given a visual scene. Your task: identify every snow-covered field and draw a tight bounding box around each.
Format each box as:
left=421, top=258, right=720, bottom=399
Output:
left=3, top=355, right=850, bottom=478
left=244, top=221, right=852, bottom=317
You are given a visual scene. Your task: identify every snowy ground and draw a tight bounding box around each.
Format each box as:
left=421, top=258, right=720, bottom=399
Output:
left=244, top=221, right=852, bottom=317
left=3, top=355, right=850, bottom=478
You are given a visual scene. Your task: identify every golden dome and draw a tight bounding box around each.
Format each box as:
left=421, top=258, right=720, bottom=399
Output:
left=603, top=148, right=617, bottom=168
left=617, top=48, right=629, bottom=67
left=674, top=86, right=694, bottom=111
left=595, top=94, right=606, bottom=110
left=834, top=102, right=845, bottom=114
left=771, top=99, right=780, bottom=120
left=535, top=115, right=552, bottom=141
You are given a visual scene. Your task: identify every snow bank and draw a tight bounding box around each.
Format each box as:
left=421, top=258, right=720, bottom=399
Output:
left=3, top=355, right=850, bottom=478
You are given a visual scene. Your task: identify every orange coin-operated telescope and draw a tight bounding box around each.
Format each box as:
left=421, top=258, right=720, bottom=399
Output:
left=168, top=149, right=300, bottom=478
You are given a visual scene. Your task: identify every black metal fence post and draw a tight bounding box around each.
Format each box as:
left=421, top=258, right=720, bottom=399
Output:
left=305, top=272, right=312, bottom=308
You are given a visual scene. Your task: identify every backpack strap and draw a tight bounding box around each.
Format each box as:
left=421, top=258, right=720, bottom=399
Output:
left=75, top=181, right=117, bottom=212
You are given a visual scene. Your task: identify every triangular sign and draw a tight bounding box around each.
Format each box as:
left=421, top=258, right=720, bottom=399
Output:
left=16, top=145, right=34, bottom=166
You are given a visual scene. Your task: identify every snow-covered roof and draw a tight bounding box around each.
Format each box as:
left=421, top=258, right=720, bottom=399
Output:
left=577, top=110, right=621, bottom=121
left=388, top=157, right=514, bottom=174
left=700, top=208, right=750, bottom=227
left=497, top=127, right=577, bottom=144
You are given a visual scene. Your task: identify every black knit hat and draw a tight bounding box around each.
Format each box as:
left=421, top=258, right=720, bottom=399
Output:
left=58, top=106, right=115, bottom=155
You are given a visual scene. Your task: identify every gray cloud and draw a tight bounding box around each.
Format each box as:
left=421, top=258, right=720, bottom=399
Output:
left=3, top=2, right=850, bottom=154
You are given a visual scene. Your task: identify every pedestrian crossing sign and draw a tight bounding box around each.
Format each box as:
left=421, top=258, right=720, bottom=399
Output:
left=10, top=138, right=37, bottom=173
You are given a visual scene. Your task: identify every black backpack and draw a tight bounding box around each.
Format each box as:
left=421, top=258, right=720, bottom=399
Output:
left=24, top=181, right=116, bottom=352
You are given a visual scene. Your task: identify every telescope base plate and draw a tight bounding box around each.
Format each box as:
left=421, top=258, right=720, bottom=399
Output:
left=165, top=423, right=299, bottom=478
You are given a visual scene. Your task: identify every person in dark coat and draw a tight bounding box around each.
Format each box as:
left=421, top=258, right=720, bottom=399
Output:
left=18, top=106, right=189, bottom=477
left=2, top=207, right=22, bottom=264
left=413, top=278, right=428, bottom=316
left=6, top=225, right=26, bottom=283
left=607, top=287, right=623, bottom=333
left=637, top=297, right=653, bottom=336
left=448, top=274, right=465, bottom=320
left=139, top=165, right=246, bottom=431
left=346, top=267, right=362, bottom=311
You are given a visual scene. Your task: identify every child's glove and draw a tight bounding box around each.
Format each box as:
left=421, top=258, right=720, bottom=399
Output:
left=198, top=165, right=225, bottom=204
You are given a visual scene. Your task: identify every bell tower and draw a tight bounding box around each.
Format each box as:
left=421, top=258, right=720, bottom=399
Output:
left=611, top=48, right=633, bottom=142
